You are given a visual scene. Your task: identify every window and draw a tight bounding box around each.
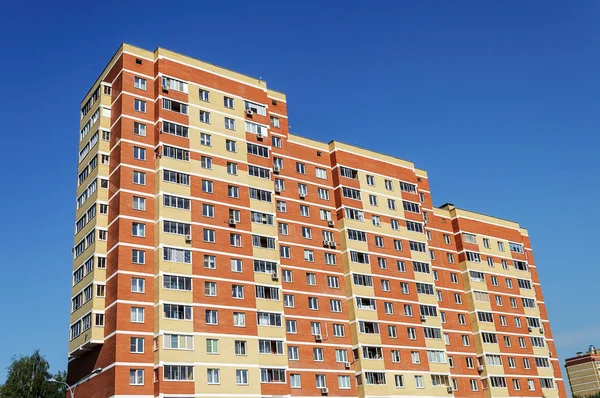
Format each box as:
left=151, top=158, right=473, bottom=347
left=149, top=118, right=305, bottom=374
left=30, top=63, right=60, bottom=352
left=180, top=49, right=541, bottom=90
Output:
left=163, top=145, right=190, bottom=162
left=163, top=98, right=188, bottom=114
left=133, top=171, right=146, bottom=185
left=197, top=88, right=210, bottom=101
left=487, top=354, right=502, bottom=366
left=223, top=96, right=234, bottom=108
left=465, top=357, right=474, bottom=368
left=207, top=368, right=220, bottom=384
left=411, top=351, right=421, bottom=364
left=401, top=282, right=409, bottom=294
left=295, top=162, right=306, bottom=174
left=462, top=335, right=470, bottom=346
left=131, top=307, right=144, bottom=323
left=236, top=369, right=248, bottom=385
left=369, top=194, right=378, bottom=206
left=270, top=116, right=280, bottom=128
left=131, top=278, right=144, bottom=293
left=381, top=280, right=391, bottom=291
left=508, top=357, right=516, bottom=368
left=388, top=199, right=396, bottom=210
left=206, top=338, right=219, bottom=354
left=204, top=309, right=218, bottom=325
left=163, top=304, right=193, bottom=320
left=164, top=170, right=190, bottom=186
left=327, top=276, right=339, bottom=289
left=232, top=285, right=244, bottom=299
left=132, top=223, right=145, bottom=237
left=260, top=368, right=286, bottom=383
left=163, top=275, right=192, bottom=291
left=248, top=165, right=270, bottom=179
left=290, top=374, right=301, bottom=388
left=342, top=186, right=361, bottom=200
left=402, top=200, right=420, bottom=213
left=317, top=188, right=330, bottom=200
left=416, top=283, right=434, bottom=296
left=202, top=204, right=215, bottom=218
left=194, top=133, right=210, bottom=148
left=283, top=294, right=295, bottom=308
left=384, top=302, right=394, bottom=314
left=132, top=249, right=145, bottom=264
left=415, top=375, right=424, bottom=389
left=510, top=242, right=524, bottom=253
left=257, top=312, right=282, bottom=327
left=413, top=261, right=430, bottom=274
left=203, top=229, right=216, bottom=243
left=338, top=375, right=351, bottom=389
left=234, top=312, right=246, bottom=327
left=406, top=220, right=424, bottom=233
left=199, top=110, right=211, bottom=123
left=466, top=251, right=481, bottom=262
left=130, top=369, right=144, bottom=385
left=132, top=121, right=146, bottom=137
left=286, top=319, right=297, bottom=333
left=325, top=253, right=337, bottom=265
left=490, top=377, right=507, bottom=388
left=272, top=136, right=282, bottom=148
left=163, top=195, right=190, bottom=210
left=313, top=347, right=324, bottom=361
left=133, top=76, right=146, bottom=90
left=410, top=241, right=426, bottom=252
left=333, top=324, right=345, bottom=336
left=134, top=99, right=146, bottom=112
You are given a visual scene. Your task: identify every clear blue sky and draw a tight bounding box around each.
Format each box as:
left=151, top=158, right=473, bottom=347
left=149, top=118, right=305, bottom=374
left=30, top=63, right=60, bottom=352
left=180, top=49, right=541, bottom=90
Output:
left=0, top=0, right=598, bottom=393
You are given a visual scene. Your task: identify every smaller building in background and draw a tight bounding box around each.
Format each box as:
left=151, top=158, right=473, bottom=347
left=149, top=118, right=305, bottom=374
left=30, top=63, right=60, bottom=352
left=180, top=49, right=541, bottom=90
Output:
left=566, top=346, right=600, bottom=397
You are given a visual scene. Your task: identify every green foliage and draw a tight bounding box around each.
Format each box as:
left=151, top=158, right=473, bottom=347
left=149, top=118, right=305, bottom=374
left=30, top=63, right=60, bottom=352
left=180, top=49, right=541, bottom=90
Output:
left=0, top=350, right=66, bottom=398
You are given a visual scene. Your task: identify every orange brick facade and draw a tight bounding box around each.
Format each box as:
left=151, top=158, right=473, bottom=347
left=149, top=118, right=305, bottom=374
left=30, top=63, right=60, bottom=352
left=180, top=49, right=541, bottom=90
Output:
left=66, top=44, right=565, bottom=398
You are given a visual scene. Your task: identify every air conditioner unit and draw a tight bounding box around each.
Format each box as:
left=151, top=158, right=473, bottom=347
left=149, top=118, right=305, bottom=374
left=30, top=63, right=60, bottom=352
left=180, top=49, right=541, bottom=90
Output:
left=275, top=188, right=281, bottom=194
left=184, top=234, right=192, bottom=242
left=273, top=166, right=281, bottom=173
left=162, top=85, right=169, bottom=92
left=271, top=272, right=279, bottom=281
left=539, top=328, right=545, bottom=334
left=229, top=218, right=237, bottom=226
left=477, top=365, right=484, bottom=372
left=420, top=315, right=427, bottom=322
left=447, top=386, right=453, bottom=394
left=329, top=241, right=337, bottom=248
left=299, top=193, right=306, bottom=198
left=549, top=352, right=553, bottom=358
left=528, top=327, right=533, bottom=332
left=246, top=109, right=254, bottom=116
left=320, top=387, right=329, bottom=394
left=257, top=134, right=263, bottom=141
left=328, top=220, right=335, bottom=227
left=315, top=334, right=322, bottom=342
left=322, top=240, right=330, bottom=247
left=344, top=362, right=351, bottom=369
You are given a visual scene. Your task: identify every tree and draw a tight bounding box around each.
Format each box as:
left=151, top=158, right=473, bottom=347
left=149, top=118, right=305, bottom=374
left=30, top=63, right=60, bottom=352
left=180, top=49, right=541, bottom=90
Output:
left=0, top=350, right=66, bottom=398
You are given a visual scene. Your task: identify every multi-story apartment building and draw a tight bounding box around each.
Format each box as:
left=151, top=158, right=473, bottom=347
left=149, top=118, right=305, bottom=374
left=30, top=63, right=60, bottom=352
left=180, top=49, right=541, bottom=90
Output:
left=67, top=43, right=566, bottom=398
left=565, top=346, right=600, bottom=397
